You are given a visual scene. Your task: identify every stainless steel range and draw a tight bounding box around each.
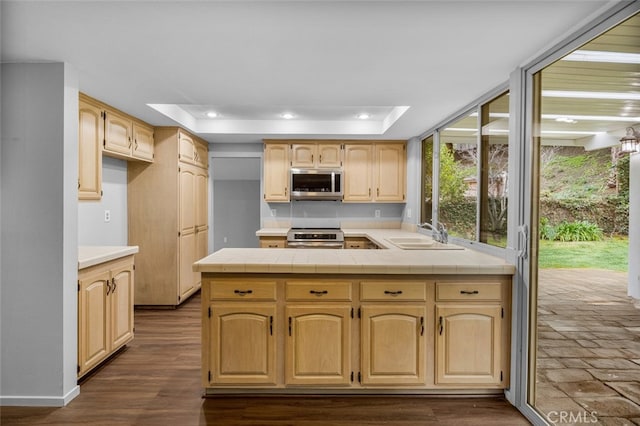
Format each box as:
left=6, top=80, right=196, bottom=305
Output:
left=286, top=228, right=345, bottom=249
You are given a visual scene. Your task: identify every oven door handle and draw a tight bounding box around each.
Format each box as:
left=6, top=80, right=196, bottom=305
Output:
left=287, top=241, right=344, bottom=249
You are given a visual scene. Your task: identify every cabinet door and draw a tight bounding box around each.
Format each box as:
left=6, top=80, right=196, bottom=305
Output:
left=78, top=270, right=110, bottom=376
left=195, top=169, right=208, bottom=230
left=110, top=264, right=135, bottom=349
left=435, top=305, right=503, bottom=386
left=285, top=305, right=351, bottom=386
left=78, top=100, right=103, bottom=200
left=179, top=132, right=196, bottom=164
left=361, top=305, right=426, bottom=385
left=132, top=122, right=154, bottom=162
left=179, top=167, right=196, bottom=233
left=374, top=143, right=406, bottom=202
left=104, top=109, right=132, bottom=156
left=264, top=144, right=290, bottom=202
left=317, top=144, right=342, bottom=168
left=291, top=144, right=316, bottom=168
left=207, top=304, right=276, bottom=385
left=195, top=227, right=208, bottom=289
left=343, top=144, right=372, bottom=202
left=179, top=233, right=196, bottom=302
left=194, top=141, right=209, bottom=168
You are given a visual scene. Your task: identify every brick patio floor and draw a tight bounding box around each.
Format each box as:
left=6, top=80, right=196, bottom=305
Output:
left=536, top=268, right=640, bottom=425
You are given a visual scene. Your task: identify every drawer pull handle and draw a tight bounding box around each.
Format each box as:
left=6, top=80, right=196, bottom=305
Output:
left=460, top=290, right=479, bottom=295
left=384, top=290, right=403, bottom=296
left=439, top=316, right=443, bottom=335
left=420, top=316, right=424, bottom=336
left=269, top=316, right=273, bottom=336
left=234, top=290, right=253, bottom=296
left=288, top=317, right=292, bottom=336
left=309, top=290, right=328, bottom=296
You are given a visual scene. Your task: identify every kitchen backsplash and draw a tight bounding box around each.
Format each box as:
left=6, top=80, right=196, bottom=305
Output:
left=263, top=201, right=405, bottom=229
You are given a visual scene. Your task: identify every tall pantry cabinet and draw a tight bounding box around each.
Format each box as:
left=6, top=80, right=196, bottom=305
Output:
left=128, top=127, right=209, bottom=306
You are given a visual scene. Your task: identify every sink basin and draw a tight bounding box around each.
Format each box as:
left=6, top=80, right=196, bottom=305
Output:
left=384, top=237, right=463, bottom=250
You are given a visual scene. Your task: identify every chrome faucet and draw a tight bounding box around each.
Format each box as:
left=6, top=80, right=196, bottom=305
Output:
left=418, top=221, right=448, bottom=244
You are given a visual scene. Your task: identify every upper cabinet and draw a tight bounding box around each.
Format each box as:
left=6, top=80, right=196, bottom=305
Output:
left=104, top=110, right=155, bottom=162
left=264, top=140, right=406, bottom=203
left=291, top=143, right=342, bottom=168
left=263, top=143, right=290, bottom=202
left=179, top=130, right=208, bottom=168
left=343, top=142, right=406, bottom=203
left=78, top=93, right=155, bottom=200
left=78, top=96, right=103, bottom=200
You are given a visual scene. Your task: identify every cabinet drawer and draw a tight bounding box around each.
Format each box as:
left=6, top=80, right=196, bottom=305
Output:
left=259, top=237, right=286, bottom=248
left=286, top=281, right=352, bottom=301
left=436, top=282, right=502, bottom=302
left=211, top=280, right=277, bottom=301
left=360, top=281, right=426, bottom=301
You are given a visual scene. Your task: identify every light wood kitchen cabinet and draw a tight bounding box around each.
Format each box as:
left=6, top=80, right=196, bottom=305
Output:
left=343, top=142, right=406, bottom=202
left=78, top=255, right=134, bottom=378
left=78, top=96, right=103, bottom=200
left=285, top=305, right=352, bottom=386
left=374, top=143, right=406, bottom=202
left=206, top=304, right=277, bottom=385
left=361, top=305, right=426, bottom=385
left=291, top=143, right=342, bottom=168
left=259, top=236, right=287, bottom=248
left=104, top=109, right=155, bottom=162
left=201, top=275, right=511, bottom=392
left=344, top=237, right=380, bottom=249
left=263, top=143, right=290, bottom=202
left=343, top=144, right=373, bottom=201
left=204, top=280, right=277, bottom=386
left=128, top=127, right=208, bottom=306
left=434, top=279, right=509, bottom=387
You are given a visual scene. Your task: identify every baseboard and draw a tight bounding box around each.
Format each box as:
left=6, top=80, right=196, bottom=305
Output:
left=0, top=385, right=80, bottom=407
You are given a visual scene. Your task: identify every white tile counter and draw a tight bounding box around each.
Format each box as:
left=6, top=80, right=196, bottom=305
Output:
left=78, top=246, right=139, bottom=270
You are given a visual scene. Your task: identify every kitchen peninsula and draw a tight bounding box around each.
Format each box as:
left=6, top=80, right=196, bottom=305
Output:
left=194, top=229, right=515, bottom=395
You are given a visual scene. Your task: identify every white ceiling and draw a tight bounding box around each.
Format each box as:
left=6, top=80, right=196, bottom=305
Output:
left=1, top=0, right=620, bottom=144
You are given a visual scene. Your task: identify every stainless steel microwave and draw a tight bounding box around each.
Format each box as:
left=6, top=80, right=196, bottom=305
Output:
left=290, top=168, right=343, bottom=201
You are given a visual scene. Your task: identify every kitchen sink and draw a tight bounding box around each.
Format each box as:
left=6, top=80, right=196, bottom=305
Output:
left=384, top=237, right=463, bottom=250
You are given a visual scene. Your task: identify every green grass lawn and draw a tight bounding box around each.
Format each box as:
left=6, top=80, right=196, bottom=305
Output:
left=538, top=237, right=629, bottom=272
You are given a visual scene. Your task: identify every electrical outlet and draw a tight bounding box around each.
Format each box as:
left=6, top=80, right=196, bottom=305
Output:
left=270, top=209, right=277, bottom=217
left=407, top=208, right=412, bottom=218
left=223, top=237, right=228, bottom=243
left=374, top=209, right=381, bottom=218
left=104, top=210, right=111, bottom=223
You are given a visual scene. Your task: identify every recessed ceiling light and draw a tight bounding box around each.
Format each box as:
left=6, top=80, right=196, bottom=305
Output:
left=206, top=111, right=218, bottom=118
left=357, top=113, right=370, bottom=120
left=281, top=113, right=294, bottom=120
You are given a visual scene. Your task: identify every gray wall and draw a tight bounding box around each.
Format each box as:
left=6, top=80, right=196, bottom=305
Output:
left=1, top=63, right=79, bottom=405
left=78, top=156, right=128, bottom=245
left=213, top=180, right=260, bottom=249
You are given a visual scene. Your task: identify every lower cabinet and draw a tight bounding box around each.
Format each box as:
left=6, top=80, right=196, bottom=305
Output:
left=259, top=236, right=287, bottom=248
left=78, top=256, right=134, bottom=378
left=361, top=305, right=426, bottom=385
left=202, top=275, right=510, bottom=391
left=285, top=305, right=351, bottom=386
left=207, top=304, right=276, bottom=385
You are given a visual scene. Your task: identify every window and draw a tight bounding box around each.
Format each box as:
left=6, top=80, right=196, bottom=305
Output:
left=438, top=112, right=478, bottom=241
left=480, top=92, right=510, bottom=247
left=422, top=90, right=509, bottom=247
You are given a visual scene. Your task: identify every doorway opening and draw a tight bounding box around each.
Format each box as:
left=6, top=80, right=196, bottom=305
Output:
left=211, top=157, right=261, bottom=250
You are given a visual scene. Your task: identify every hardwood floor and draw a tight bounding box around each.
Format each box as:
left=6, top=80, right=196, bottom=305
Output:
left=1, top=292, right=530, bottom=426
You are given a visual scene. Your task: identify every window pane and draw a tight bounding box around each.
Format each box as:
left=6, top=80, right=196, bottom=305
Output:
left=421, top=136, right=434, bottom=225
left=439, top=112, right=477, bottom=240
left=480, top=92, right=509, bottom=247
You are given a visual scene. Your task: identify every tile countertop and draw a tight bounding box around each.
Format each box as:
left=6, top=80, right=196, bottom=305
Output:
left=78, top=246, right=139, bottom=270
left=194, top=228, right=515, bottom=275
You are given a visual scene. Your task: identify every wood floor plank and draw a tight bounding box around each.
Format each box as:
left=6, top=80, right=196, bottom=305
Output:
left=1, top=291, right=530, bottom=425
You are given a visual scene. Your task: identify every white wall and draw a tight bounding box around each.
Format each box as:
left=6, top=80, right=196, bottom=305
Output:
left=78, top=156, right=128, bottom=245
left=1, top=63, right=80, bottom=406
left=213, top=180, right=260, bottom=250
left=629, top=153, right=639, bottom=299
